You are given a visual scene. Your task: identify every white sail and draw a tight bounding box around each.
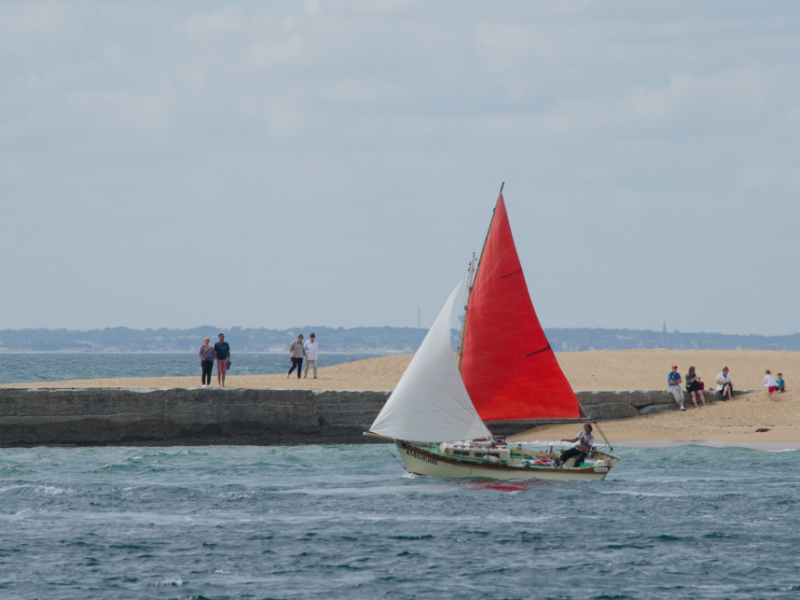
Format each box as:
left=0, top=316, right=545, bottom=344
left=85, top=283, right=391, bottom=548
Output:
left=369, top=282, right=492, bottom=442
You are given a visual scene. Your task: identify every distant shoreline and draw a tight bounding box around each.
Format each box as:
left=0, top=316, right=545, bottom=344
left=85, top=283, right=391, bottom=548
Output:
left=0, top=350, right=402, bottom=355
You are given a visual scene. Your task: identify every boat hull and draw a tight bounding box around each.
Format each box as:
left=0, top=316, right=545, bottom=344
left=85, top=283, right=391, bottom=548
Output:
left=397, top=441, right=615, bottom=482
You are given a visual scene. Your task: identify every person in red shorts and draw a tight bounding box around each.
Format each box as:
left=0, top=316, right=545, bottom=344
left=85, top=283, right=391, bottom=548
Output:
left=764, top=369, right=777, bottom=401
left=214, top=333, right=231, bottom=388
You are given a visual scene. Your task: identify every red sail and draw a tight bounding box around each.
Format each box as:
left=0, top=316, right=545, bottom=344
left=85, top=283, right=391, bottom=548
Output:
left=460, top=194, right=583, bottom=421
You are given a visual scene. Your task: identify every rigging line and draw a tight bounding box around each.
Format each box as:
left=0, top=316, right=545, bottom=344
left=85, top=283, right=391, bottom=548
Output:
left=592, top=420, right=614, bottom=453
left=457, top=184, right=503, bottom=372
left=390, top=450, right=408, bottom=471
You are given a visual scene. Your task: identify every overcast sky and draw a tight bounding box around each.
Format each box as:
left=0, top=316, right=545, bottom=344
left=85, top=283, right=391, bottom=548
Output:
left=1, top=1, right=799, bottom=335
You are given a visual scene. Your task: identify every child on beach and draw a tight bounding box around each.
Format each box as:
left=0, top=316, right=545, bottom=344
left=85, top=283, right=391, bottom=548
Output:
left=775, top=373, right=786, bottom=393
left=764, top=369, right=777, bottom=400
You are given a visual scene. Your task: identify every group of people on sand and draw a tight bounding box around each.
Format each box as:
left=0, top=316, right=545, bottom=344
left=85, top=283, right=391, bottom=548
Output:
left=667, top=364, right=786, bottom=410
left=287, top=333, right=319, bottom=379
left=198, top=333, right=231, bottom=388
left=196, top=332, right=321, bottom=388
left=763, top=369, right=786, bottom=400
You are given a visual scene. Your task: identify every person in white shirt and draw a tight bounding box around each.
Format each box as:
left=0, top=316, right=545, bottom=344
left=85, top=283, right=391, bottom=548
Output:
left=716, top=367, right=733, bottom=401
left=764, top=369, right=777, bottom=401
left=557, top=423, right=595, bottom=468
left=303, top=332, right=319, bottom=379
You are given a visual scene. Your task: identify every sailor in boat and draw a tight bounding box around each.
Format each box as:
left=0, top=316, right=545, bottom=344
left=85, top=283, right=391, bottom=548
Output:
left=556, top=423, right=595, bottom=468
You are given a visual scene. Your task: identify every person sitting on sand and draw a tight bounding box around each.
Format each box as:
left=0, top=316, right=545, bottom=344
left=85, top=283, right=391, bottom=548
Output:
left=716, top=367, right=733, bottom=401
left=775, top=373, right=786, bottom=393
left=668, top=365, right=686, bottom=411
left=557, top=424, right=595, bottom=468
left=685, top=366, right=706, bottom=408
left=764, top=369, right=777, bottom=401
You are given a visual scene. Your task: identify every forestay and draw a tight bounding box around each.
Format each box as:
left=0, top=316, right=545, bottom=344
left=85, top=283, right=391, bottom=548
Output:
left=369, top=282, right=492, bottom=442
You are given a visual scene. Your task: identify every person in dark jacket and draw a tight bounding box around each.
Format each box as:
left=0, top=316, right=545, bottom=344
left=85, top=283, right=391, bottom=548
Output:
left=685, top=366, right=706, bottom=408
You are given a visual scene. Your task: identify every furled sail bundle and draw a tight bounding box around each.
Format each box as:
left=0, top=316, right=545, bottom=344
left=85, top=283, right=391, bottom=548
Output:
left=369, top=282, right=492, bottom=442
left=460, top=194, right=584, bottom=421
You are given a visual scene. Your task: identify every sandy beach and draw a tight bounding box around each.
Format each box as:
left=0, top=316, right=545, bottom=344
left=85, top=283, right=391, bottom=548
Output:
left=3, top=349, right=798, bottom=444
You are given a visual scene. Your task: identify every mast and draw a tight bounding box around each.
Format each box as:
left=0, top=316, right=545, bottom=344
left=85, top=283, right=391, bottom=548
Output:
left=456, top=182, right=504, bottom=371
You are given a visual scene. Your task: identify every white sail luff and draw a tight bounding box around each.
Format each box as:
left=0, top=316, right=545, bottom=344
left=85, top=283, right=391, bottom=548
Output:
left=368, top=282, right=492, bottom=442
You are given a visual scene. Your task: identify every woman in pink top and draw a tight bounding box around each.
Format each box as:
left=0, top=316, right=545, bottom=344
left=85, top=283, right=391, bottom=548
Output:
left=199, top=337, right=215, bottom=388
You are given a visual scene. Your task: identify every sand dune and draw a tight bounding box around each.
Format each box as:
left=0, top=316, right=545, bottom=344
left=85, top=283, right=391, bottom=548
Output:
left=3, top=350, right=798, bottom=443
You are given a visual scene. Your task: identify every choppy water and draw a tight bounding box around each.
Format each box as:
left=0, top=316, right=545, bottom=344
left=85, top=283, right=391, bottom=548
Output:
left=0, top=353, right=376, bottom=385
left=1, top=444, right=798, bottom=599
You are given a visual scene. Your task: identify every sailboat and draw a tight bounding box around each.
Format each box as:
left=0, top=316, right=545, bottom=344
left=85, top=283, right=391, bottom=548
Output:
left=366, top=185, right=619, bottom=481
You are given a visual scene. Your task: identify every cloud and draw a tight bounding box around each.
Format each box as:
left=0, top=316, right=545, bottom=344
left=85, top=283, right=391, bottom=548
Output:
left=1, top=1, right=800, bottom=334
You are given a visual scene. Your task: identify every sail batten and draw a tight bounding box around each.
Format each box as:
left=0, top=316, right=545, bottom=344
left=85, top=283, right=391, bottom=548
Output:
left=461, top=193, right=583, bottom=421
left=369, top=282, right=492, bottom=442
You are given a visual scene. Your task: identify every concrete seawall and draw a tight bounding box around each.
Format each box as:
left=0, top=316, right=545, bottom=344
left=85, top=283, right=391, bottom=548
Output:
left=0, top=387, right=745, bottom=447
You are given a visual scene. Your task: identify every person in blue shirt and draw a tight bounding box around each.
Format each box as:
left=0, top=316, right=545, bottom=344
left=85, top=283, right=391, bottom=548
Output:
left=775, top=373, right=786, bottom=393
left=668, top=365, right=685, bottom=411
left=214, top=333, right=231, bottom=388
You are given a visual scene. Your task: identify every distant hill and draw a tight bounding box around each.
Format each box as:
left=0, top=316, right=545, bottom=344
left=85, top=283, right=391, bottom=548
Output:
left=0, top=326, right=426, bottom=354
left=1, top=326, right=799, bottom=353
left=545, top=328, right=800, bottom=352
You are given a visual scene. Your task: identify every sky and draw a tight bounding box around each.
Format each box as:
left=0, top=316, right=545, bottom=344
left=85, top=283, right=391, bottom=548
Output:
left=1, top=1, right=799, bottom=335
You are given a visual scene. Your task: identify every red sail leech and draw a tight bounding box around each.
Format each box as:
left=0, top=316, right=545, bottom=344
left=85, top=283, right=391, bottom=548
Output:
left=460, top=194, right=583, bottom=421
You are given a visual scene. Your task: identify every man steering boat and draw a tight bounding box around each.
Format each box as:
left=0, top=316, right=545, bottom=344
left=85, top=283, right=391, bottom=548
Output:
left=556, top=423, right=595, bottom=468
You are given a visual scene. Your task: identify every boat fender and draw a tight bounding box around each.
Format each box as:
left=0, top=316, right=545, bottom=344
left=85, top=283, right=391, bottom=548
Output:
left=483, top=455, right=500, bottom=464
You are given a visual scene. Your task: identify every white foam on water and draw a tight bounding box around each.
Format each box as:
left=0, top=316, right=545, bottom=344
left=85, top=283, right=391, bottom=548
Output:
left=36, top=485, right=70, bottom=495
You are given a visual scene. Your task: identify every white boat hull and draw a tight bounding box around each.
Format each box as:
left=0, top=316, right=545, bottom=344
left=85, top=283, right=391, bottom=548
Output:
left=397, top=441, right=616, bottom=482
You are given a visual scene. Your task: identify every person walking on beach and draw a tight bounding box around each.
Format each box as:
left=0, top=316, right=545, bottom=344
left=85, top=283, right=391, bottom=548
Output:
left=685, top=366, right=706, bottom=408
left=199, top=337, right=215, bottom=388
left=668, top=365, right=685, bottom=411
left=764, top=369, right=777, bottom=401
left=716, top=367, right=733, bottom=401
left=214, top=333, right=231, bottom=388
left=288, top=334, right=305, bottom=379
left=304, top=333, right=319, bottom=379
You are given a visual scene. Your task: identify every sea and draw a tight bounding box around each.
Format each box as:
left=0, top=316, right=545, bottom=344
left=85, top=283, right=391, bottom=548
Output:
left=0, top=352, right=378, bottom=386
left=1, top=356, right=799, bottom=599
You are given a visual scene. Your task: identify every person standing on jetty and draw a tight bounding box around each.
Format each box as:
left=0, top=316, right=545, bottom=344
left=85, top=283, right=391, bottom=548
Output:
left=304, top=333, right=318, bottom=379
left=716, top=367, right=733, bottom=401
left=214, top=333, right=231, bottom=388
left=199, top=337, right=215, bottom=388
left=288, top=334, right=305, bottom=378
left=668, top=365, right=686, bottom=411
left=764, top=369, right=777, bottom=401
